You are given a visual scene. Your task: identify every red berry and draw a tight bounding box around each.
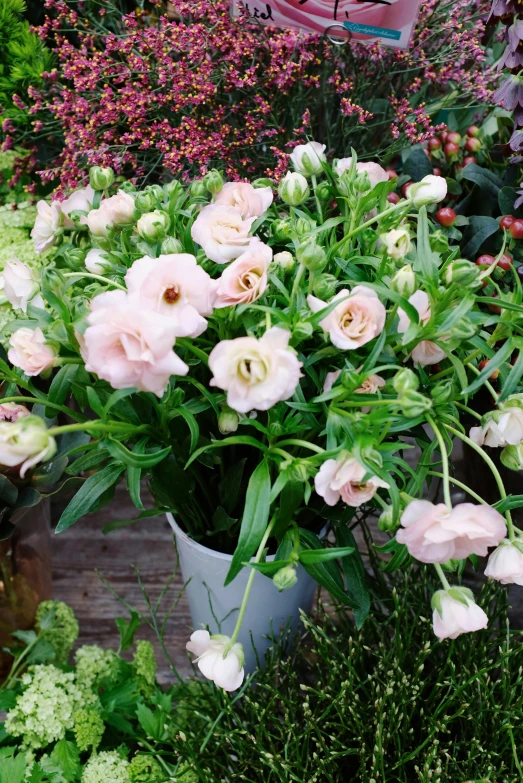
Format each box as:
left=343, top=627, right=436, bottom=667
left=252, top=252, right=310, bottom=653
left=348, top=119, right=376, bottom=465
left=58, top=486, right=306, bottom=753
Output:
left=427, top=137, right=442, bottom=151
left=435, top=207, right=457, bottom=227
left=476, top=254, right=496, bottom=268
left=444, top=142, right=460, bottom=158
left=401, top=181, right=413, bottom=198
left=463, top=156, right=477, bottom=166
left=510, top=219, right=523, bottom=239
left=467, top=125, right=480, bottom=138
left=500, top=215, right=515, bottom=230
left=447, top=131, right=462, bottom=144
left=439, top=131, right=449, bottom=143
left=433, top=167, right=442, bottom=176
left=386, top=169, right=397, bottom=180
left=498, top=253, right=513, bottom=271
left=488, top=294, right=501, bottom=314
left=465, top=137, right=482, bottom=153
left=478, top=360, right=500, bottom=380
left=387, top=192, right=400, bottom=204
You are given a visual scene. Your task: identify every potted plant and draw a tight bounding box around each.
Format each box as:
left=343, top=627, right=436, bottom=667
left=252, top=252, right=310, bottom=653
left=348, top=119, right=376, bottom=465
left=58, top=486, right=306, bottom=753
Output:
left=0, top=143, right=522, bottom=691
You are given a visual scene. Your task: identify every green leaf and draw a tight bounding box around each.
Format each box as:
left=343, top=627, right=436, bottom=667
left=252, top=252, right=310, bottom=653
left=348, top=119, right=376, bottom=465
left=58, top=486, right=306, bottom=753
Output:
left=0, top=751, right=26, bottom=783
left=499, top=345, right=523, bottom=402
left=299, top=546, right=354, bottom=564
left=126, top=438, right=146, bottom=510
left=415, top=206, right=440, bottom=281
left=50, top=741, right=80, bottom=782
left=212, top=506, right=237, bottom=533
left=403, top=146, right=433, bottom=182
left=499, top=185, right=519, bottom=215
left=100, top=679, right=139, bottom=712
left=136, top=704, right=164, bottom=741
left=0, top=690, right=17, bottom=711
left=225, top=461, right=271, bottom=585
left=461, top=162, right=503, bottom=199
left=246, top=559, right=290, bottom=577
left=46, top=365, right=78, bottom=413
left=185, top=436, right=267, bottom=469
left=461, top=215, right=499, bottom=258
left=31, top=456, right=68, bottom=488
left=11, top=629, right=37, bottom=645
left=56, top=463, right=125, bottom=532
left=102, top=388, right=136, bottom=416
left=115, top=610, right=141, bottom=652
left=102, top=508, right=165, bottom=534
left=336, top=527, right=370, bottom=628
left=169, top=407, right=199, bottom=452
left=0, top=474, right=18, bottom=506
left=476, top=296, right=523, bottom=314
left=298, top=528, right=357, bottom=608
left=462, top=340, right=514, bottom=395
left=86, top=387, right=104, bottom=418
left=65, top=448, right=110, bottom=476
left=273, top=481, right=303, bottom=539
left=105, top=438, right=171, bottom=469
left=218, top=459, right=247, bottom=514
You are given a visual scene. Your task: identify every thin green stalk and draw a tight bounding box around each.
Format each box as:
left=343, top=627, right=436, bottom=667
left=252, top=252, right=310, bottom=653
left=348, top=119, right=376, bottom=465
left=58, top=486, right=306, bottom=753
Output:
left=426, top=470, right=487, bottom=505
left=454, top=401, right=482, bottom=421
left=434, top=563, right=451, bottom=590
left=467, top=363, right=499, bottom=401
left=0, top=396, right=87, bottom=423
left=311, top=174, right=323, bottom=223
left=444, top=423, right=515, bottom=541
left=330, top=200, right=408, bottom=258
left=426, top=414, right=452, bottom=510
left=48, top=421, right=148, bottom=437
left=63, top=272, right=126, bottom=291
left=290, top=263, right=306, bottom=313
left=273, top=439, right=325, bottom=454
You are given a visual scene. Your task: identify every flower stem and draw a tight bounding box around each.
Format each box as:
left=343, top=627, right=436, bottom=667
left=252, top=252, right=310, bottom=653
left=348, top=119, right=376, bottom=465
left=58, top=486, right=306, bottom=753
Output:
left=47, top=421, right=148, bottom=437
left=311, top=174, right=323, bottom=223
left=330, top=200, right=408, bottom=258
left=290, top=263, right=306, bottom=313
left=467, top=363, right=499, bottom=401
left=0, top=396, right=87, bottom=422
left=454, top=401, right=482, bottom=421
left=425, top=414, right=452, bottom=510
left=426, top=470, right=487, bottom=505
left=63, top=272, right=126, bottom=291
left=444, top=423, right=515, bottom=541
left=434, top=562, right=451, bottom=591
left=273, top=439, right=325, bottom=454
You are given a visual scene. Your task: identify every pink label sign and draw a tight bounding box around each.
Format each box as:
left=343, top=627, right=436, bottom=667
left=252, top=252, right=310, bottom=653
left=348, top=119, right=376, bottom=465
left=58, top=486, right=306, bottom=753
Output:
left=232, top=0, right=423, bottom=49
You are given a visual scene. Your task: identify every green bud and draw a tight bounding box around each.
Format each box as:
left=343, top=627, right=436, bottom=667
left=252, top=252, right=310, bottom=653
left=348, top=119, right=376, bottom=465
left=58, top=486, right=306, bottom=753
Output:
left=273, top=565, right=298, bottom=592
left=89, top=166, right=114, bottom=191
left=286, top=459, right=312, bottom=483
left=294, top=217, right=314, bottom=238
left=278, top=172, right=310, bottom=206
left=161, top=236, right=183, bottom=254
left=203, top=169, right=224, bottom=195
left=272, top=251, right=295, bottom=272
left=144, top=184, right=165, bottom=201
left=354, top=171, right=372, bottom=193
left=218, top=408, right=239, bottom=435
left=450, top=318, right=477, bottom=340
left=296, top=239, right=327, bottom=272
left=118, top=181, right=135, bottom=194
left=378, top=507, right=397, bottom=533
left=430, top=380, right=453, bottom=404
left=134, top=191, right=155, bottom=213
left=64, top=248, right=85, bottom=270
left=429, top=230, right=449, bottom=254
left=252, top=177, right=274, bottom=189
left=399, top=389, right=432, bottom=418
left=190, top=180, right=207, bottom=198
left=313, top=273, right=337, bottom=300
left=393, top=368, right=419, bottom=394
left=500, top=444, right=523, bottom=471
left=268, top=421, right=285, bottom=437
left=163, top=179, right=183, bottom=198
left=340, top=368, right=361, bottom=391
left=272, top=218, right=292, bottom=241
left=315, top=182, right=331, bottom=202
left=361, top=227, right=378, bottom=245
left=390, top=265, right=416, bottom=298
left=169, top=388, right=185, bottom=407
left=444, top=258, right=480, bottom=288
left=440, top=559, right=461, bottom=572
left=293, top=321, right=314, bottom=340
left=41, top=268, right=64, bottom=294
left=136, top=210, right=170, bottom=242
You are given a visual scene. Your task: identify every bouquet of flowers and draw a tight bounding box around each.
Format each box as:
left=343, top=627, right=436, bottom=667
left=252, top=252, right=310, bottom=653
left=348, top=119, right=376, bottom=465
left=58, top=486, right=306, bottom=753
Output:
left=1, top=141, right=522, bottom=691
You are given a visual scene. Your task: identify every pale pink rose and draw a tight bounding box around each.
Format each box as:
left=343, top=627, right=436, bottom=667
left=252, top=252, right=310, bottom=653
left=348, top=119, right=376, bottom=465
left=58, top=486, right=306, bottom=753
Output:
left=3, top=260, right=42, bottom=313
left=397, top=290, right=446, bottom=367
left=125, top=253, right=214, bottom=338
left=209, top=327, right=302, bottom=413
left=308, top=286, right=386, bottom=350
left=214, top=182, right=273, bottom=219
left=8, top=328, right=57, bottom=376
left=397, top=500, right=507, bottom=563
left=432, top=589, right=488, bottom=640
left=334, top=158, right=388, bottom=188
left=186, top=630, right=244, bottom=692
left=83, top=290, right=188, bottom=396
left=214, top=241, right=272, bottom=308
left=485, top=539, right=523, bottom=585
left=87, top=190, right=135, bottom=237
left=469, top=406, right=523, bottom=448
left=191, top=204, right=256, bottom=264
left=57, top=185, right=95, bottom=226
left=323, top=368, right=385, bottom=399
left=0, top=403, right=30, bottom=422
left=31, top=200, right=61, bottom=253
left=314, top=454, right=389, bottom=507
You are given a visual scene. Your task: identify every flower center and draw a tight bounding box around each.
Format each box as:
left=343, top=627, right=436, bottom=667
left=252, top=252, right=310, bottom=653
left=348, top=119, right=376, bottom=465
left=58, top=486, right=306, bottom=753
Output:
left=238, top=354, right=267, bottom=384
left=163, top=285, right=180, bottom=304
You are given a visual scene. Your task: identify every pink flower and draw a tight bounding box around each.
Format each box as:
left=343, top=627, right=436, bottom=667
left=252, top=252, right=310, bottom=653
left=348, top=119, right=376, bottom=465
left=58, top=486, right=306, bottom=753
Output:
left=31, top=200, right=61, bottom=254
left=308, top=286, right=386, bottom=350
left=3, top=260, right=43, bottom=313
left=334, top=158, right=388, bottom=188
left=57, top=185, right=95, bottom=226
left=214, top=182, right=273, bottom=219
left=86, top=190, right=135, bottom=237
left=125, top=253, right=214, bottom=337
left=314, top=453, right=389, bottom=507
left=209, top=327, right=302, bottom=413
left=191, top=204, right=255, bottom=264
left=397, top=290, right=446, bottom=367
left=485, top=539, right=523, bottom=585
left=213, top=240, right=272, bottom=308
left=0, top=403, right=30, bottom=422
left=432, top=588, right=488, bottom=640
left=396, top=500, right=507, bottom=563
left=83, top=290, right=188, bottom=397
left=8, top=328, right=58, bottom=376
left=186, top=630, right=244, bottom=692
left=323, top=368, right=385, bottom=411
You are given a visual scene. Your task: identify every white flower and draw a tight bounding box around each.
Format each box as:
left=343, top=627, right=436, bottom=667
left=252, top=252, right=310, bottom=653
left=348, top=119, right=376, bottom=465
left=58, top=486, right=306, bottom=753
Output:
left=8, top=327, right=57, bottom=376
left=314, top=453, right=389, bottom=507
left=334, top=158, right=388, bottom=188
left=485, top=539, right=523, bottom=585
left=397, top=290, right=446, bottom=367
left=278, top=172, right=309, bottom=206
left=213, top=240, right=271, bottom=308
left=380, top=228, right=412, bottom=261
left=31, top=200, right=61, bottom=253
left=214, top=181, right=273, bottom=219
left=85, top=248, right=110, bottom=275
left=470, top=399, right=523, bottom=448
left=58, top=185, right=95, bottom=226
left=0, top=415, right=56, bottom=478
left=289, top=142, right=327, bottom=176
left=208, top=327, right=302, bottom=413
left=186, top=630, right=244, bottom=692
left=3, top=260, right=42, bottom=313
left=308, top=286, right=386, bottom=350
left=86, top=190, right=135, bottom=237
left=191, top=204, right=256, bottom=264
left=125, top=253, right=215, bottom=337
left=406, top=175, right=447, bottom=207
left=432, top=588, right=488, bottom=641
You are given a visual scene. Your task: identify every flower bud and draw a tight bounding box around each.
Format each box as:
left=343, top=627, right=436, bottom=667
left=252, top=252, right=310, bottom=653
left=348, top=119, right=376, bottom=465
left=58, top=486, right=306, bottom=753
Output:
left=406, top=175, right=447, bottom=207
left=294, top=217, right=314, bottom=238
left=161, top=236, right=183, bottom=254
left=315, top=182, right=331, bottom=202
left=500, top=443, right=523, bottom=471
left=272, top=219, right=292, bottom=241
left=164, top=179, right=183, bottom=198
left=450, top=319, right=477, bottom=340
left=65, top=248, right=86, bottom=270
left=252, top=177, right=273, bottom=189
left=293, top=321, right=314, bottom=340
left=430, top=380, right=453, bottom=404
left=399, top=390, right=432, bottom=418
left=391, top=264, right=416, bottom=298
left=284, top=459, right=312, bottom=483
left=381, top=228, right=412, bottom=261
left=272, top=251, right=295, bottom=272
left=296, top=239, right=327, bottom=272
left=144, top=184, right=165, bottom=202
left=273, top=565, right=298, bottom=592
left=218, top=408, right=239, bottom=435
left=0, top=415, right=56, bottom=478
left=313, top=273, right=337, bottom=300
left=278, top=172, right=310, bottom=206
left=203, top=169, right=223, bottom=195
left=378, top=507, right=397, bottom=532
left=190, top=180, right=207, bottom=198
left=429, top=230, right=449, bottom=254
left=118, top=181, right=136, bottom=193
left=268, top=420, right=285, bottom=437
left=89, top=166, right=114, bottom=191
left=393, top=368, right=419, bottom=394
left=134, top=191, right=155, bottom=213
left=361, top=227, right=378, bottom=245
left=340, top=368, right=361, bottom=391
left=444, top=258, right=481, bottom=288
left=136, top=210, right=170, bottom=242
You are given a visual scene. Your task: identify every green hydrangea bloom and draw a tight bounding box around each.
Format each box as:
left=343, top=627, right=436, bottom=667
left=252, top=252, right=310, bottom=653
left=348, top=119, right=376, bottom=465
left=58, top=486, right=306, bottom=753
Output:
left=75, top=645, right=120, bottom=692
left=82, top=751, right=130, bottom=783
left=5, top=665, right=84, bottom=749
left=35, top=601, right=79, bottom=664
left=128, top=754, right=164, bottom=782
left=173, top=763, right=198, bottom=782
left=0, top=203, right=38, bottom=231
left=73, top=707, right=105, bottom=752
left=133, top=640, right=157, bottom=697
